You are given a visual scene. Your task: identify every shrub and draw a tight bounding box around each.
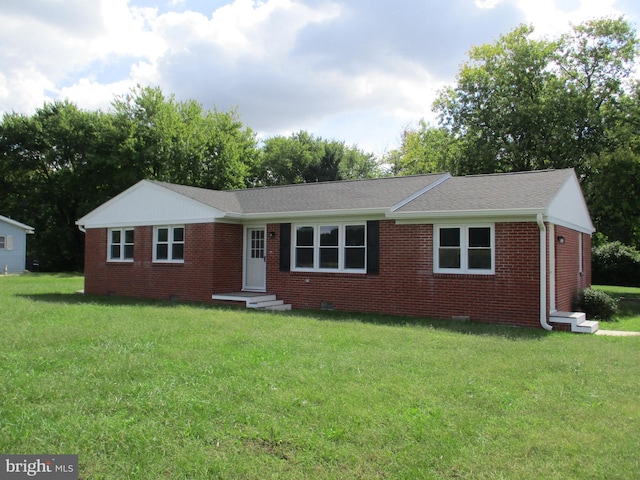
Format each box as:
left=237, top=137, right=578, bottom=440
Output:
left=573, top=288, right=618, bottom=321
left=592, top=241, right=640, bottom=287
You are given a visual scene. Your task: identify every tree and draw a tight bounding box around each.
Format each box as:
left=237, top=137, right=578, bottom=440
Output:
left=434, top=17, right=638, bottom=177
left=256, top=131, right=380, bottom=185
left=0, top=101, right=121, bottom=270
left=385, top=120, right=462, bottom=175
left=112, top=85, right=258, bottom=190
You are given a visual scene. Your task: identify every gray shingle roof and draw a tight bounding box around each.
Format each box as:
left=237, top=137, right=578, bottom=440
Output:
left=395, top=169, right=573, bottom=214
left=151, top=169, right=576, bottom=218
left=153, top=173, right=449, bottom=215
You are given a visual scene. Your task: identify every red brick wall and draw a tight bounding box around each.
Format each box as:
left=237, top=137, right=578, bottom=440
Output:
left=266, top=221, right=546, bottom=328
left=83, top=223, right=243, bottom=302
left=554, top=226, right=592, bottom=312
left=83, top=219, right=590, bottom=329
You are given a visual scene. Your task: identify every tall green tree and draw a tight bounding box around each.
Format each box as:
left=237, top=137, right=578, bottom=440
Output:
left=0, top=101, right=121, bottom=270
left=256, top=131, right=380, bottom=185
left=434, top=17, right=638, bottom=178
left=385, top=120, right=462, bottom=175
left=112, top=85, right=258, bottom=189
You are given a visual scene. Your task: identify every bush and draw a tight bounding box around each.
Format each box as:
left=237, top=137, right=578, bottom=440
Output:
left=592, top=241, right=640, bottom=287
left=573, top=288, right=618, bottom=321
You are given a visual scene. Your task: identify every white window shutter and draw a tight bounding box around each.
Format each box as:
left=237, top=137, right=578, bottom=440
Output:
left=6, top=235, right=13, bottom=251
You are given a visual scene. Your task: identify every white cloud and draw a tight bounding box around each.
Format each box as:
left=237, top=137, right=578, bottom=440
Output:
left=1, top=0, right=638, bottom=155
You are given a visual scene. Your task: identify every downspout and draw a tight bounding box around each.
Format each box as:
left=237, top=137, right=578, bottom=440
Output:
left=537, top=214, right=553, bottom=331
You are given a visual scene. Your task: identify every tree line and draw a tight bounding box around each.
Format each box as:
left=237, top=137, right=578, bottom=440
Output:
left=1, top=17, right=638, bottom=271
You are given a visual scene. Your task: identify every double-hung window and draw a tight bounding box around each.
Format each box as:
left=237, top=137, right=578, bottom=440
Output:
left=435, top=225, right=494, bottom=274
left=293, top=223, right=366, bottom=272
left=0, top=235, right=5, bottom=250
left=108, top=228, right=134, bottom=262
left=154, top=226, right=185, bottom=262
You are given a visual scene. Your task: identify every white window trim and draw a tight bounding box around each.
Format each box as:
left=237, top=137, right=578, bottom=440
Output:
left=434, top=224, right=495, bottom=275
left=107, top=228, right=135, bottom=262
left=153, top=225, right=185, bottom=263
left=292, top=223, right=367, bottom=273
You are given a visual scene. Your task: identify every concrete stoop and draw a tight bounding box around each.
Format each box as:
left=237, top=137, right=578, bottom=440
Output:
left=212, top=293, right=291, bottom=311
left=550, top=311, right=599, bottom=334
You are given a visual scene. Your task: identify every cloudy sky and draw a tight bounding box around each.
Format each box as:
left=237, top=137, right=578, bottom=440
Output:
left=1, top=0, right=639, bottom=155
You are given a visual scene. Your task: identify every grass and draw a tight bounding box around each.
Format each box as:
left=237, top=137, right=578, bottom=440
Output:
left=1, top=274, right=639, bottom=479
left=593, top=284, right=640, bottom=331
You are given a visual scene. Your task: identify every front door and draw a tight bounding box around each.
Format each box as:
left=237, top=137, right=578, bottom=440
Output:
left=245, top=227, right=266, bottom=291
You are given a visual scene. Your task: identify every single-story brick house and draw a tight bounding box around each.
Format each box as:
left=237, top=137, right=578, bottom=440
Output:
left=0, top=215, right=35, bottom=273
left=76, top=168, right=597, bottom=332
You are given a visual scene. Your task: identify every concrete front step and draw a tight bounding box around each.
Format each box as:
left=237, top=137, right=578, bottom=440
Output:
left=550, top=311, right=599, bottom=334
left=212, top=292, right=291, bottom=312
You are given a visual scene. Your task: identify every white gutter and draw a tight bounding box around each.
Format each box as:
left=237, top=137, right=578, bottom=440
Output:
left=537, top=214, right=553, bottom=331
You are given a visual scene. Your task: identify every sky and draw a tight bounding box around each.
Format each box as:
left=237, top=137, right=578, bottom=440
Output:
left=1, top=0, right=639, bottom=156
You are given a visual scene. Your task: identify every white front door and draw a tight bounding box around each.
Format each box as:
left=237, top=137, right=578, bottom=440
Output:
left=245, top=227, right=266, bottom=291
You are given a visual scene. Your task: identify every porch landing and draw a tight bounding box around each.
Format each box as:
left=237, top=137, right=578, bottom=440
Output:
left=212, top=292, right=291, bottom=311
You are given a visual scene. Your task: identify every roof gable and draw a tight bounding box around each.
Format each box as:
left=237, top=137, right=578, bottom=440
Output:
left=76, top=180, right=227, bottom=229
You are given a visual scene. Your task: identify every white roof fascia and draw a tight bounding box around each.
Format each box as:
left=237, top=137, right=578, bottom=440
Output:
left=76, top=180, right=226, bottom=229
left=233, top=207, right=390, bottom=222
left=546, top=216, right=595, bottom=235
left=390, top=173, right=452, bottom=212
left=0, top=215, right=35, bottom=233
left=388, top=208, right=545, bottom=224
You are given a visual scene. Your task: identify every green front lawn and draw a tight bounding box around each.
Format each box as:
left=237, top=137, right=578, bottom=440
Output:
left=1, top=274, right=639, bottom=479
left=593, top=284, right=640, bottom=331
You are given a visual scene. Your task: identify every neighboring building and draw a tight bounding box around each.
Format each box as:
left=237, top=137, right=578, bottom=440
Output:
left=0, top=215, right=35, bottom=273
left=76, top=169, right=597, bottom=332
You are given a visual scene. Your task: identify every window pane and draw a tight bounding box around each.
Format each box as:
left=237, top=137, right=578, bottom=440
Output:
left=469, top=227, right=490, bottom=247
left=125, top=229, right=134, bottom=244
left=319, top=248, right=339, bottom=268
left=345, top=248, right=365, bottom=269
left=469, top=249, right=491, bottom=269
left=157, top=228, right=168, bottom=242
left=110, top=245, right=121, bottom=259
left=320, top=226, right=339, bottom=246
left=296, top=227, right=314, bottom=247
left=172, top=243, right=184, bottom=260
left=439, top=248, right=460, bottom=268
left=440, top=228, right=460, bottom=247
left=156, top=244, right=168, bottom=260
left=345, top=225, right=365, bottom=246
left=111, top=230, right=121, bottom=244
left=173, top=227, right=184, bottom=242
left=124, top=245, right=134, bottom=259
left=295, top=248, right=314, bottom=268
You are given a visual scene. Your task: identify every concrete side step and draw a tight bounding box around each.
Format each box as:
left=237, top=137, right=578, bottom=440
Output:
left=550, top=311, right=599, bottom=333
left=247, top=299, right=285, bottom=308
left=212, top=293, right=292, bottom=312
left=574, top=320, right=599, bottom=334
left=212, top=294, right=276, bottom=304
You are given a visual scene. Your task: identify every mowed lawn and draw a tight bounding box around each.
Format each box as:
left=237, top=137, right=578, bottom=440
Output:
left=1, top=275, right=639, bottom=479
